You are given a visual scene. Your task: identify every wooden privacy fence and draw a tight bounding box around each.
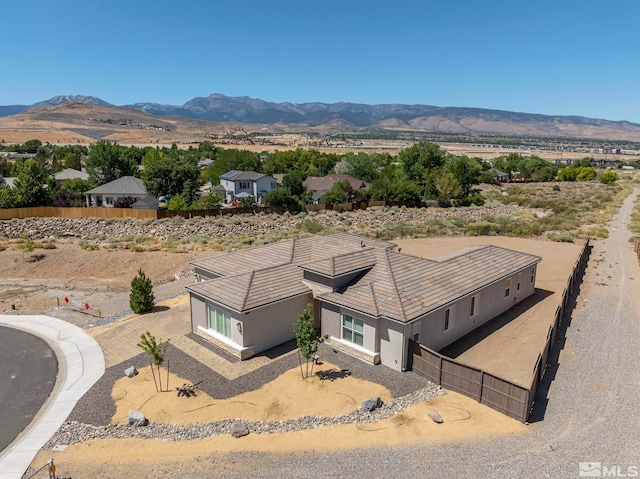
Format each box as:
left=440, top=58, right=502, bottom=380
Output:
left=0, top=200, right=395, bottom=221
left=410, top=238, right=590, bottom=423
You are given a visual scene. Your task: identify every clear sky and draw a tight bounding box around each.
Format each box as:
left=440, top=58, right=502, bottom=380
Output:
left=2, top=1, right=639, bottom=122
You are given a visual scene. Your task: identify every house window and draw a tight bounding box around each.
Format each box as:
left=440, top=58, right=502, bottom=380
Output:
left=470, top=295, right=477, bottom=317
left=239, top=181, right=250, bottom=189
left=531, top=266, right=536, bottom=284
left=444, top=308, right=451, bottom=331
left=517, top=273, right=522, bottom=292
left=505, top=278, right=511, bottom=298
left=208, top=305, right=231, bottom=338
left=342, top=314, right=364, bottom=347
left=105, top=196, right=113, bottom=205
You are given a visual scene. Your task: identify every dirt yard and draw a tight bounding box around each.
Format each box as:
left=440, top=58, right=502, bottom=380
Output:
left=1, top=234, right=585, bottom=478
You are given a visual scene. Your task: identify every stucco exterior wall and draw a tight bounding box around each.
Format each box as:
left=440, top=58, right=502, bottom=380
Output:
left=240, top=294, right=313, bottom=355
left=417, top=266, right=538, bottom=352
left=379, top=318, right=405, bottom=371
left=190, top=294, right=207, bottom=330
left=320, top=302, right=379, bottom=364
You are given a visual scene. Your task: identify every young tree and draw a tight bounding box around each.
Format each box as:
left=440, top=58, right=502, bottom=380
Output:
left=600, top=171, right=619, bottom=184
left=130, top=269, right=155, bottom=314
left=12, top=158, right=49, bottom=206
left=15, top=231, right=35, bottom=262
left=293, top=304, right=326, bottom=379
left=137, top=331, right=170, bottom=392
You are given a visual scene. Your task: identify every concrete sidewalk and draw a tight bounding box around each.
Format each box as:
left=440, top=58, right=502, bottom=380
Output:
left=0, top=315, right=104, bottom=479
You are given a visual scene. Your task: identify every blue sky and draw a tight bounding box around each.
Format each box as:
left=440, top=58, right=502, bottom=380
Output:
left=3, top=1, right=639, bottom=122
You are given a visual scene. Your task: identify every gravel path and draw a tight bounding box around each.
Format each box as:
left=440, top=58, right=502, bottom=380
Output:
left=180, top=188, right=640, bottom=478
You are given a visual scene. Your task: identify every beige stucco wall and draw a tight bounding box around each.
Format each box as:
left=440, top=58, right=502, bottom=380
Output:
left=417, top=265, right=537, bottom=352
left=320, top=302, right=380, bottom=364
left=378, top=318, right=405, bottom=371
left=240, top=294, right=312, bottom=355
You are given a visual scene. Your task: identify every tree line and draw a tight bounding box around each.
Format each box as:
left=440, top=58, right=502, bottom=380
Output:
left=0, top=139, right=618, bottom=210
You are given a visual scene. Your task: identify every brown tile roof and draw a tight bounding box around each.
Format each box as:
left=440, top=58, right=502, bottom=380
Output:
left=188, top=233, right=541, bottom=321
left=299, top=248, right=377, bottom=277
left=187, top=232, right=391, bottom=312
left=319, top=245, right=541, bottom=323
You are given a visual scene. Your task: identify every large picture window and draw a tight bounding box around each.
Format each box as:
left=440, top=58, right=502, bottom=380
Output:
left=208, top=305, right=231, bottom=338
left=342, top=314, right=364, bottom=347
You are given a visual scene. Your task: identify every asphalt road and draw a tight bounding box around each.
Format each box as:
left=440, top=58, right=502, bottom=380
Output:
left=0, top=326, right=58, bottom=453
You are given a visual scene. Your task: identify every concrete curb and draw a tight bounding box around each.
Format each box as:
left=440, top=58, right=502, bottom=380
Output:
left=0, top=315, right=105, bottom=479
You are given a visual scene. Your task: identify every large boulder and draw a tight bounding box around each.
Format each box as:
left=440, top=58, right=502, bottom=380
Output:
left=361, top=397, right=383, bottom=412
left=230, top=422, right=250, bottom=438
left=128, top=410, right=148, bottom=427
left=124, top=366, right=138, bottom=378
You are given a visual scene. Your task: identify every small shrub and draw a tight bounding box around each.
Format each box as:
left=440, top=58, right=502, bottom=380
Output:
left=548, top=232, right=575, bottom=243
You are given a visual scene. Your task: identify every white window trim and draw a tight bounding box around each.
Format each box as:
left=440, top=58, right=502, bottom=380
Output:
left=330, top=336, right=375, bottom=358
left=517, top=272, right=522, bottom=292
left=531, top=266, right=536, bottom=284
left=208, top=304, right=232, bottom=338
left=342, top=314, right=364, bottom=347
left=198, top=325, right=240, bottom=350
left=505, top=278, right=511, bottom=299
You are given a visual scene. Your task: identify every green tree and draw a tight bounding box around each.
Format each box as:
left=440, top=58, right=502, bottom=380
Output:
left=443, top=155, right=482, bottom=198
left=398, top=141, right=446, bottom=181
left=60, top=178, right=94, bottom=195
left=167, top=195, right=189, bottom=211
left=137, top=331, right=170, bottom=392
left=576, top=166, right=597, bottom=181
left=0, top=187, right=15, bottom=208
left=263, top=187, right=301, bottom=209
left=130, top=269, right=155, bottom=314
left=191, top=192, right=222, bottom=210
left=12, top=158, right=49, bottom=206
left=320, top=181, right=349, bottom=205
left=600, top=171, right=619, bottom=184
left=293, top=304, right=325, bottom=379
left=436, top=172, right=463, bottom=206
left=142, top=155, right=200, bottom=201
left=86, top=141, right=138, bottom=185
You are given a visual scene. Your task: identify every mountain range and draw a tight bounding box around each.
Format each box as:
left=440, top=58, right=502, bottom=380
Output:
left=2, top=94, right=640, bottom=141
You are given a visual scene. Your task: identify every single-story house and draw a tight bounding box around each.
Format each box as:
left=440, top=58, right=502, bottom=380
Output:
left=84, top=176, right=153, bottom=207
left=187, top=233, right=541, bottom=371
left=303, top=174, right=370, bottom=203
left=219, top=170, right=278, bottom=204
left=54, top=168, right=89, bottom=187
left=489, top=168, right=511, bottom=182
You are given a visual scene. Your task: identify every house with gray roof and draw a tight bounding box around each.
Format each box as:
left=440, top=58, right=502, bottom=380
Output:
left=187, top=233, right=541, bottom=370
left=84, top=176, right=152, bottom=207
left=219, top=170, right=278, bottom=204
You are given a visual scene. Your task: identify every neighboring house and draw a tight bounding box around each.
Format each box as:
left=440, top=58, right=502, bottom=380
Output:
left=303, top=174, right=370, bottom=204
left=84, top=176, right=152, bottom=207
left=219, top=170, right=278, bottom=204
left=199, top=182, right=226, bottom=198
left=54, top=168, right=89, bottom=187
left=187, top=233, right=541, bottom=370
left=489, top=168, right=510, bottom=183
left=131, top=196, right=159, bottom=210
